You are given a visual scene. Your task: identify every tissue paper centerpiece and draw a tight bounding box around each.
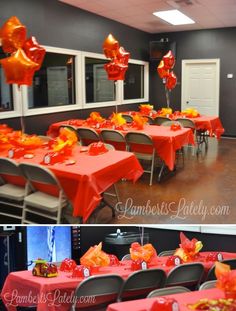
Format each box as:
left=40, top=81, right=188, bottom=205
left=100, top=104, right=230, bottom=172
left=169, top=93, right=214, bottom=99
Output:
left=110, top=112, right=127, bottom=129
left=174, top=232, right=203, bottom=262
left=181, top=108, right=200, bottom=118
left=86, top=112, right=105, bottom=127
left=60, top=258, right=77, bottom=272
left=157, top=107, right=173, bottom=117
left=132, top=114, right=148, bottom=130
left=80, top=242, right=110, bottom=268
left=150, top=297, right=179, bottom=311
left=88, top=142, right=108, bottom=156
left=130, top=242, right=157, bottom=270
left=139, top=104, right=154, bottom=116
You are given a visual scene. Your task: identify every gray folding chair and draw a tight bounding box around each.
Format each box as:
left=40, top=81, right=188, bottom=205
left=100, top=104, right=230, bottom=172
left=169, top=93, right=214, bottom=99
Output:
left=199, top=280, right=216, bottom=291
left=205, top=258, right=236, bottom=282
left=145, top=116, right=154, bottom=125
left=0, top=157, right=26, bottom=221
left=100, top=129, right=127, bottom=151
left=77, top=127, right=100, bottom=146
left=121, top=254, right=131, bottom=261
left=19, top=163, right=69, bottom=224
left=121, top=114, right=133, bottom=123
left=166, top=263, right=204, bottom=289
left=125, top=132, right=156, bottom=186
left=153, top=116, right=171, bottom=126
left=158, top=250, right=175, bottom=257
left=70, top=274, right=123, bottom=310
left=118, top=269, right=166, bottom=301
left=147, top=286, right=190, bottom=298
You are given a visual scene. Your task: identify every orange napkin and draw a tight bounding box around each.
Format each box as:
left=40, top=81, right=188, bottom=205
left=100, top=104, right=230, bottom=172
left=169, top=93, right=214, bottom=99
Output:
left=174, top=232, right=203, bottom=262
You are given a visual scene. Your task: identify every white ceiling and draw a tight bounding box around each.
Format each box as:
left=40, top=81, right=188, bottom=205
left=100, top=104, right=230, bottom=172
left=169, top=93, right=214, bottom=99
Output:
left=59, top=0, right=236, bottom=33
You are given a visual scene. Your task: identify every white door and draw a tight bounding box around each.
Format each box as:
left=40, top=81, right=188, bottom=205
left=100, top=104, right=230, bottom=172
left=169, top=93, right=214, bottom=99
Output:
left=93, top=64, right=115, bottom=102
left=181, top=59, right=220, bottom=116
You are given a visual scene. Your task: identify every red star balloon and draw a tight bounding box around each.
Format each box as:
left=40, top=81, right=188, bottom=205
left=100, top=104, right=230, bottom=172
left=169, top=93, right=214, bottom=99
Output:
left=166, top=71, right=177, bottom=90
left=103, top=33, right=120, bottom=59
left=0, top=48, right=39, bottom=86
left=117, top=46, right=130, bottom=66
left=104, top=59, right=128, bottom=80
left=23, top=36, right=46, bottom=70
left=163, top=50, right=175, bottom=70
left=0, top=16, right=27, bottom=54
left=157, top=60, right=169, bottom=79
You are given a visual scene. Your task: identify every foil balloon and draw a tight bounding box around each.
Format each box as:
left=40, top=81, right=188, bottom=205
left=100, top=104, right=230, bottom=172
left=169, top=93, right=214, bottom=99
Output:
left=117, top=46, right=130, bottom=66
left=157, top=60, right=169, bottom=79
left=23, top=36, right=46, bottom=70
left=0, top=48, right=38, bottom=86
left=163, top=50, right=175, bottom=70
left=104, top=60, right=128, bottom=80
left=103, top=33, right=120, bottom=59
left=166, top=71, right=177, bottom=90
left=0, top=16, right=27, bottom=54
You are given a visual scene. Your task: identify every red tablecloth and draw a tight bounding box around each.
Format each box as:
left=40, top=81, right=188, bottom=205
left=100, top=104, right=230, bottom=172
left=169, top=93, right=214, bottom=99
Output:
left=107, top=288, right=225, bottom=311
left=2, top=252, right=236, bottom=311
left=122, top=111, right=225, bottom=139
left=0, top=146, right=143, bottom=222
left=47, top=121, right=194, bottom=171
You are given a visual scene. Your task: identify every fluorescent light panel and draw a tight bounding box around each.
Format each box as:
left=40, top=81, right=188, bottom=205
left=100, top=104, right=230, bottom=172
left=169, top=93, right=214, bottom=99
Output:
left=153, top=9, right=195, bottom=25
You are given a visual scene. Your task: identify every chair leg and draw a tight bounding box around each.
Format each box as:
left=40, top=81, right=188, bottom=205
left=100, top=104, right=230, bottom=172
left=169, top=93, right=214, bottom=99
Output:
left=149, top=152, right=155, bottom=186
left=113, top=184, right=123, bottom=211
left=158, top=162, right=165, bottom=182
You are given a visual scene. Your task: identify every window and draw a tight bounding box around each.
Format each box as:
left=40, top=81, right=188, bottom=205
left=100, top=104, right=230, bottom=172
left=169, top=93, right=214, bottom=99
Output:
left=124, top=63, right=144, bottom=100
left=28, top=52, right=76, bottom=109
left=85, top=57, right=116, bottom=103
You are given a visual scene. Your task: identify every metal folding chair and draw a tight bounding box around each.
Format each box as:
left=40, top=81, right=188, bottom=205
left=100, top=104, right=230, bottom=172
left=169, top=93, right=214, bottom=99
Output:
left=125, top=132, right=156, bottom=186
left=0, top=157, right=26, bottom=221
left=70, top=274, right=123, bottom=310
left=121, top=114, right=133, bottom=123
left=147, top=286, right=190, bottom=298
left=158, top=250, right=175, bottom=257
left=19, top=163, right=69, bottom=224
left=121, top=254, right=131, bottom=261
left=166, top=263, right=204, bottom=290
left=100, top=129, right=127, bottom=151
left=77, top=127, right=100, bottom=146
left=199, top=280, right=216, bottom=290
left=153, top=116, right=171, bottom=126
left=118, top=269, right=166, bottom=301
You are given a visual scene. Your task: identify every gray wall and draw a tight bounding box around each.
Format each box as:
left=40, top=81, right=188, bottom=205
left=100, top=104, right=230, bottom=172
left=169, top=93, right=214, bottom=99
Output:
left=150, top=28, right=236, bottom=136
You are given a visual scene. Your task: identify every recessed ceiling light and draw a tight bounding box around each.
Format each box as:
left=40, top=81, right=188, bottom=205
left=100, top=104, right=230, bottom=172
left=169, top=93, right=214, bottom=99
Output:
left=153, top=9, right=195, bottom=25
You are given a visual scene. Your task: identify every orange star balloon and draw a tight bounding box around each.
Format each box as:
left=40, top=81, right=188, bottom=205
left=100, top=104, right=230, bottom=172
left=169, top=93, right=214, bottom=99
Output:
left=0, top=49, right=39, bottom=86
left=0, top=16, right=27, bottom=54
left=103, top=33, right=120, bottom=59
left=163, top=50, right=175, bottom=69
left=23, top=36, right=46, bottom=70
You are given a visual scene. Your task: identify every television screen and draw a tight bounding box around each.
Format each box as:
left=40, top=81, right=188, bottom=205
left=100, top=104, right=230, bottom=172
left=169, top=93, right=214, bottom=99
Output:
left=149, top=41, right=176, bottom=61
left=27, top=226, right=72, bottom=269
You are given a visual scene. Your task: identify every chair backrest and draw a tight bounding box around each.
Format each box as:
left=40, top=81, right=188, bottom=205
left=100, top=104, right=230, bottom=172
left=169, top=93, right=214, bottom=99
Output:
left=104, top=143, right=115, bottom=151
left=100, top=129, right=126, bottom=143
left=158, top=250, right=175, bottom=257
left=19, top=163, right=61, bottom=188
left=77, top=128, right=100, bottom=146
left=147, top=286, right=190, bottom=298
left=121, top=254, right=131, bottom=261
left=166, top=263, right=204, bottom=288
left=145, top=116, right=154, bottom=125
left=121, top=114, right=133, bottom=123
left=125, top=132, right=153, bottom=146
left=154, top=116, right=171, bottom=126
left=176, top=118, right=195, bottom=129
left=118, top=269, right=166, bottom=301
left=161, top=121, right=181, bottom=127
left=0, top=157, right=23, bottom=177
left=206, top=259, right=236, bottom=281
left=71, top=274, right=123, bottom=310
left=199, top=280, right=217, bottom=291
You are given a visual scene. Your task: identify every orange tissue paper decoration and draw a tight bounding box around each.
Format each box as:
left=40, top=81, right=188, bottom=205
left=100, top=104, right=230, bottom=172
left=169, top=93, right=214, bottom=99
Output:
left=86, top=112, right=105, bottom=125
left=49, top=127, right=78, bottom=153
left=0, top=16, right=27, bottom=53
left=174, top=232, right=203, bottom=262
left=215, top=262, right=236, bottom=299
left=80, top=242, right=110, bottom=267
left=23, top=36, right=46, bottom=70
left=132, top=114, right=148, bottom=130
left=0, top=49, right=39, bottom=86
left=130, top=242, right=157, bottom=263
left=139, top=104, right=154, bottom=115
left=111, top=112, right=126, bottom=126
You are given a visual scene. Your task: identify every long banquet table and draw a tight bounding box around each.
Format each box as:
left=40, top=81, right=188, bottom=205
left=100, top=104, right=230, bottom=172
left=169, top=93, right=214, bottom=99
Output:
left=2, top=252, right=236, bottom=311
left=0, top=145, right=143, bottom=222
left=47, top=120, right=195, bottom=171
left=107, top=288, right=225, bottom=311
left=123, top=111, right=225, bottom=139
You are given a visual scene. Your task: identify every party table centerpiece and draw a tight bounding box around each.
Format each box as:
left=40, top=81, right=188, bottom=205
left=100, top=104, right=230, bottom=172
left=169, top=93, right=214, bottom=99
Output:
left=174, top=232, right=203, bottom=262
